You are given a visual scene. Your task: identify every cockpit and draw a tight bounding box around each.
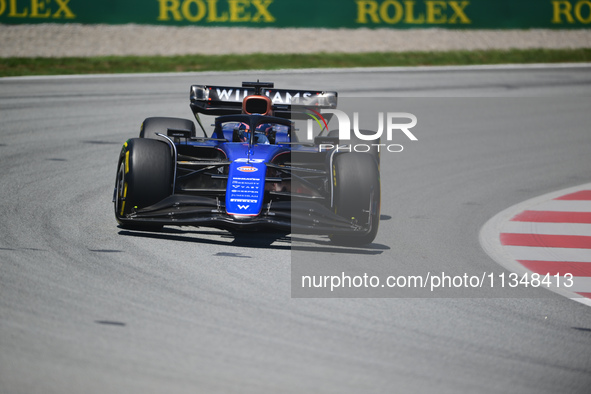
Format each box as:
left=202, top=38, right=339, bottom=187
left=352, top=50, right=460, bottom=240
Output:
left=213, top=115, right=293, bottom=145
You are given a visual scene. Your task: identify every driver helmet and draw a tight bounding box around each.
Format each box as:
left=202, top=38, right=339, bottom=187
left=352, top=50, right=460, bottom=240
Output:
left=237, top=122, right=250, bottom=142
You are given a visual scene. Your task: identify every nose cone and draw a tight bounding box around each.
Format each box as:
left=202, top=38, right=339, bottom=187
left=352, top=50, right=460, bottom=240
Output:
left=226, top=160, right=267, bottom=217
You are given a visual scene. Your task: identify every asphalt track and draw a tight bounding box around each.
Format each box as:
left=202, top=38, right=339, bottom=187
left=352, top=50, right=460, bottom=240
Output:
left=1, top=65, right=591, bottom=393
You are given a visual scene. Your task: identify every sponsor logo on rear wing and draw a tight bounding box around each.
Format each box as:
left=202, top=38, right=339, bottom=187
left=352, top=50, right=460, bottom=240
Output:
left=190, top=84, right=338, bottom=118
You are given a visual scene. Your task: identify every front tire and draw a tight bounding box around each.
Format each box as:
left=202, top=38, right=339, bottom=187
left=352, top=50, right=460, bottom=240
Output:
left=329, top=153, right=380, bottom=246
left=140, top=117, right=196, bottom=142
left=114, top=138, right=173, bottom=230
left=327, top=129, right=380, bottom=165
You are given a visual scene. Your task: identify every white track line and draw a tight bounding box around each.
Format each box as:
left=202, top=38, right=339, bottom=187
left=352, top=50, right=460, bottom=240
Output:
left=2, top=63, right=591, bottom=81
left=502, top=222, right=591, bottom=237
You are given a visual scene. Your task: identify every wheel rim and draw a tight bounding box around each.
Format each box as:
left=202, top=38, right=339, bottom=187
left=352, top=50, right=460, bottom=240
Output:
left=115, top=161, right=126, bottom=217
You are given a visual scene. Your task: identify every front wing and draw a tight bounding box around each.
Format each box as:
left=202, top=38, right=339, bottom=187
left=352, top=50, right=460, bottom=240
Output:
left=117, top=195, right=370, bottom=235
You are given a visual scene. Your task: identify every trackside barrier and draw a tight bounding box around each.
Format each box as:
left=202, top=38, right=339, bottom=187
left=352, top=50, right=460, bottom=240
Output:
left=0, top=0, right=590, bottom=28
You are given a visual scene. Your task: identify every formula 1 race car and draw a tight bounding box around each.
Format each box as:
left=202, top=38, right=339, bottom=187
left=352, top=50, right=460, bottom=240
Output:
left=113, top=81, right=380, bottom=245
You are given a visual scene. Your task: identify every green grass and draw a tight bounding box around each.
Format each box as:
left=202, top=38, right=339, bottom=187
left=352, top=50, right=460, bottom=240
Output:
left=1, top=48, right=590, bottom=77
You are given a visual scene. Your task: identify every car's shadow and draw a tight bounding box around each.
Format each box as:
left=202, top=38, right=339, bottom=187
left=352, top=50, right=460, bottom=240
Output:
left=118, top=226, right=389, bottom=255
left=118, top=227, right=291, bottom=250
left=290, top=235, right=389, bottom=255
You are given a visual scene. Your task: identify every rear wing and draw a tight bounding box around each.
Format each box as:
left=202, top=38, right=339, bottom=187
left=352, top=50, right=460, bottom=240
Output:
left=190, top=82, right=338, bottom=120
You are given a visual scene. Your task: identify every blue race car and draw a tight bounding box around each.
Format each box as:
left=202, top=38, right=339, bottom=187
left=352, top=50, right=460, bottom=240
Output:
left=113, top=81, right=380, bottom=245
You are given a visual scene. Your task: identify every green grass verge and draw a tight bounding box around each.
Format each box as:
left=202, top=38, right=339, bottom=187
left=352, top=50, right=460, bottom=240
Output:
left=1, top=48, right=590, bottom=77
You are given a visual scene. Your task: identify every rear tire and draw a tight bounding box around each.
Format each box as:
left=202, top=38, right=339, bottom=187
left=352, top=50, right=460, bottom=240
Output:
left=114, top=138, right=173, bottom=230
left=329, top=153, right=380, bottom=246
left=140, top=117, right=196, bottom=142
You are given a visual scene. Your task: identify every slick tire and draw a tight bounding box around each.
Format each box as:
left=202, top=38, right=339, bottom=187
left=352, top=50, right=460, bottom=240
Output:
left=114, top=138, right=173, bottom=230
left=329, top=153, right=381, bottom=246
left=327, top=129, right=380, bottom=165
left=140, top=117, right=196, bottom=142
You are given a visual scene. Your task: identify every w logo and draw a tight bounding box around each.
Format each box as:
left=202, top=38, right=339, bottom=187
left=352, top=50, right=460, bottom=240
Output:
left=237, top=205, right=250, bottom=210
